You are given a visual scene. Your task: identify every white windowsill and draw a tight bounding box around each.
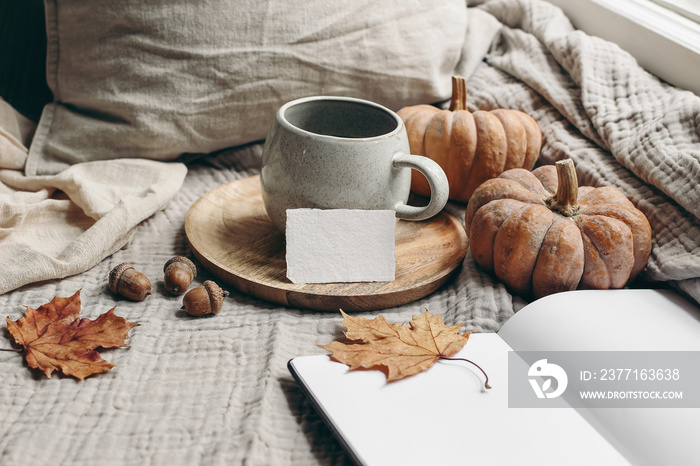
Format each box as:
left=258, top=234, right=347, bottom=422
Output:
left=545, top=0, right=700, bottom=96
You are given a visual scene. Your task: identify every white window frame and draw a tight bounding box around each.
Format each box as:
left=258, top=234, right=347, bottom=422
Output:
left=649, top=0, right=700, bottom=24
left=546, top=0, right=700, bottom=96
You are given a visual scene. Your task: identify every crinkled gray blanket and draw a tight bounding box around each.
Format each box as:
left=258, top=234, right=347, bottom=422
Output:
left=1, top=0, right=699, bottom=464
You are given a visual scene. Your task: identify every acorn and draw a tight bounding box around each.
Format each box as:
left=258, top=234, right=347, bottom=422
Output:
left=163, top=256, right=197, bottom=296
left=109, top=263, right=152, bottom=301
left=182, top=280, right=228, bottom=316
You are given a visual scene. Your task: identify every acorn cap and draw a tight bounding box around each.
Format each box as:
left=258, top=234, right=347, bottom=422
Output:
left=109, top=263, right=135, bottom=294
left=203, top=280, right=226, bottom=315
left=163, top=256, right=197, bottom=276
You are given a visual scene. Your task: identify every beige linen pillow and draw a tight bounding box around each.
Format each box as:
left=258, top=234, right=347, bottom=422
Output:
left=27, top=0, right=467, bottom=175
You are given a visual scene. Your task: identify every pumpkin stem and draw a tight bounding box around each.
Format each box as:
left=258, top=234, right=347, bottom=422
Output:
left=448, top=75, right=468, bottom=112
left=546, top=159, right=580, bottom=217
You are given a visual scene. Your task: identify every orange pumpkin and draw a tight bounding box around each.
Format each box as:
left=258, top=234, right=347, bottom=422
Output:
left=398, top=75, right=542, bottom=202
left=465, top=159, right=652, bottom=299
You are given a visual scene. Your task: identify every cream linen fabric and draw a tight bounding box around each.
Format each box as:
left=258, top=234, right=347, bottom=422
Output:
left=0, top=98, right=32, bottom=170
left=0, top=98, right=187, bottom=294
left=2, top=1, right=700, bottom=465
left=26, top=0, right=468, bottom=175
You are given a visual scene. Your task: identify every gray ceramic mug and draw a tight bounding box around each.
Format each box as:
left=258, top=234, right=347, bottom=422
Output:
left=260, top=96, right=449, bottom=231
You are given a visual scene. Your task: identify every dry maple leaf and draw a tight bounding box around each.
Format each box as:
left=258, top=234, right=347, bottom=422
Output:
left=319, top=310, right=489, bottom=387
left=5, top=290, right=137, bottom=380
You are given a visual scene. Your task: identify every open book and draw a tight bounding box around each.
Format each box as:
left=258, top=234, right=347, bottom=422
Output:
left=288, top=289, right=700, bottom=466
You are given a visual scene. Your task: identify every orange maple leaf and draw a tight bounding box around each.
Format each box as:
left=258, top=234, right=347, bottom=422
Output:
left=320, top=310, right=487, bottom=385
left=5, top=290, right=137, bottom=380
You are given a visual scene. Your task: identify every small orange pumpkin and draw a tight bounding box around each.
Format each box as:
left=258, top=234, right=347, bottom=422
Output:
left=398, top=75, right=542, bottom=202
left=465, top=159, right=652, bottom=299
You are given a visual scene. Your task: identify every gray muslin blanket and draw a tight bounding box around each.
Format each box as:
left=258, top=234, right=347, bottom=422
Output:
left=1, top=0, right=699, bottom=464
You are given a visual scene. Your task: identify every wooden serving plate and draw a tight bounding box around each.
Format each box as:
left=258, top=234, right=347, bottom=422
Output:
left=185, top=175, right=468, bottom=311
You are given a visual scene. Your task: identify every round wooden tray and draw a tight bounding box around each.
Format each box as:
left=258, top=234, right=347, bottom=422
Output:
left=185, top=175, right=468, bottom=311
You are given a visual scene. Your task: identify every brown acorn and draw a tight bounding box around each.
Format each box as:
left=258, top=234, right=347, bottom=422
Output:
left=109, top=263, right=151, bottom=301
left=182, top=280, right=228, bottom=316
left=163, top=256, right=197, bottom=296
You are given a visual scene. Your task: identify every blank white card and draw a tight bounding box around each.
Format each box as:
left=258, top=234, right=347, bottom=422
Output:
left=285, top=209, right=396, bottom=284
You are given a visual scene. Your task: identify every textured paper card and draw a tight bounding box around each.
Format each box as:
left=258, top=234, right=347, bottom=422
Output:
left=286, top=209, right=396, bottom=284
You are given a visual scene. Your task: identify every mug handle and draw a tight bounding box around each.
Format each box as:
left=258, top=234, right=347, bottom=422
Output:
left=392, top=153, right=449, bottom=221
